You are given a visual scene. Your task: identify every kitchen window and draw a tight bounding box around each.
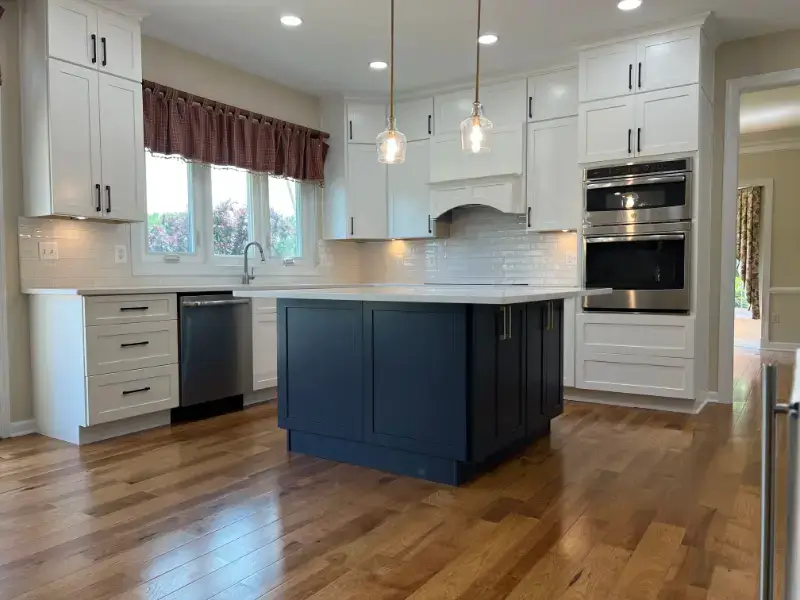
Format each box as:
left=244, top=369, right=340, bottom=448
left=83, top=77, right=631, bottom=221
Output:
left=135, top=152, right=318, bottom=275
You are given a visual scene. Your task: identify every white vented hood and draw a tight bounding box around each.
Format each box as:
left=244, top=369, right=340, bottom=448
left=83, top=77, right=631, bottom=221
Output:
left=430, top=176, right=525, bottom=219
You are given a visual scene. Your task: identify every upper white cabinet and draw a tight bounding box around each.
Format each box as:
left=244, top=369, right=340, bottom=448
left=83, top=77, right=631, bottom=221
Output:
left=346, top=145, right=388, bottom=239
left=578, top=96, right=636, bottom=164
left=435, top=80, right=527, bottom=135
left=396, top=98, right=433, bottom=141
left=347, top=102, right=387, bottom=144
left=526, top=117, right=581, bottom=231
left=579, top=27, right=705, bottom=103
left=46, top=0, right=142, bottom=81
left=579, top=42, right=638, bottom=103
left=527, top=68, right=579, bottom=122
left=389, top=140, right=433, bottom=239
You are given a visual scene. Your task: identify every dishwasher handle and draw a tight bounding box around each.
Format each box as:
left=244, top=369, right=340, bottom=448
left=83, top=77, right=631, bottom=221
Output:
left=182, top=298, right=251, bottom=308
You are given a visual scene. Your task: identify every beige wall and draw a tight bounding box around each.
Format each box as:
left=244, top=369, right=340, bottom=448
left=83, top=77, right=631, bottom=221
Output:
left=141, top=37, right=320, bottom=130
left=739, top=149, right=800, bottom=344
left=709, top=29, right=800, bottom=391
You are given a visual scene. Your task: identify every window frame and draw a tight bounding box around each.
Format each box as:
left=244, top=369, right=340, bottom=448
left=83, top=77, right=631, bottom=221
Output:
left=133, top=154, right=320, bottom=278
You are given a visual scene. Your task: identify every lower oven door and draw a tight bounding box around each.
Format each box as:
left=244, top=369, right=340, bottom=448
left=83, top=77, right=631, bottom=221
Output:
left=583, top=222, right=691, bottom=313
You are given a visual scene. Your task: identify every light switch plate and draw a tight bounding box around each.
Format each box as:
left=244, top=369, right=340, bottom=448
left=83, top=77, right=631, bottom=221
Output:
left=565, top=252, right=578, bottom=267
left=114, top=244, right=128, bottom=264
left=38, top=242, right=58, bottom=261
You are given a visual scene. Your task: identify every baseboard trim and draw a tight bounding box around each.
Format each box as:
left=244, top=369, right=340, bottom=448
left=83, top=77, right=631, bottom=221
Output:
left=762, top=342, right=800, bottom=352
left=244, top=387, right=277, bottom=407
left=565, top=388, right=704, bottom=414
left=9, top=419, right=37, bottom=437
left=78, top=411, right=171, bottom=445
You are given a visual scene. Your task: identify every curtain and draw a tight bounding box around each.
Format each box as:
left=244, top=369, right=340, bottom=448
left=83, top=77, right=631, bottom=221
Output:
left=142, top=81, right=329, bottom=184
left=736, top=186, right=762, bottom=319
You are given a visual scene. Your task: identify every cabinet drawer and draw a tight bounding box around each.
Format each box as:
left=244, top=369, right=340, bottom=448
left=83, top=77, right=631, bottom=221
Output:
left=252, top=298, right=276, bottom=314
left=86, top=364, right=179, bottom=425
left=577, top=314, right=694, bottom=358
left=84, top=294, right=177, bottom=325
left=85, top=321, right=178, bottom=375
left=577, top=353, right=694, bottom=399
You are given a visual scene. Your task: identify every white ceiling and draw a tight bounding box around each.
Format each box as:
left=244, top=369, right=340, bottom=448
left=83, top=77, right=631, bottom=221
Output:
left=123, top=0, right=800, bottom=96
left=740, top=86, right=800, bottom=133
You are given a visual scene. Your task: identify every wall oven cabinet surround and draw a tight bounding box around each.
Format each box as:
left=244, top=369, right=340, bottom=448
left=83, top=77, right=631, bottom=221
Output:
left=583, top=158, right=693, bottom=227
left=21, top=1, right=146, bottom=222
left=30, top=293, right=180, bottom=444
left=583, top=221, right=692, bottom=314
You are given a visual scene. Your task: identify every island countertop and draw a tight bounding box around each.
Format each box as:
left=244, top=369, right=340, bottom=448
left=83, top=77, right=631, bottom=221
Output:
left=234, top=285, right=611, bottom=305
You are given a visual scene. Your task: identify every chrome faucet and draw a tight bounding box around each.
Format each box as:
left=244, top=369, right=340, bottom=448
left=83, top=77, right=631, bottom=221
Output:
left=242, top=242, right=266, bottom=284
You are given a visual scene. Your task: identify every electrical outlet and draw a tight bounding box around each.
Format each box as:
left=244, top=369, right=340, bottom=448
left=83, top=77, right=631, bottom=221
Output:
left=565, top=252, right=578, bottom=267
left=772, top=313, right=781, bottom=324
left=114, top=244, right=128, bottom=264
left=38, top=242, right=58, bottom=261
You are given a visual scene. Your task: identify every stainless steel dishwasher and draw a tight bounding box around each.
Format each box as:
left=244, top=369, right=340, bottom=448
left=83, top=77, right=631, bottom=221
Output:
left=176, top=293, right=252, bottom=419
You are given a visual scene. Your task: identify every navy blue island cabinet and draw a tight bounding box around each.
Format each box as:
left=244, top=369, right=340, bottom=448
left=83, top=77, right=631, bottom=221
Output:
left=276, top=298, right=564, bottom=485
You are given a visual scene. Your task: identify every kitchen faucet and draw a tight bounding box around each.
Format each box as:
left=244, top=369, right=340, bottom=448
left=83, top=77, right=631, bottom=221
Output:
left=242, top=242, right=266, bottom=284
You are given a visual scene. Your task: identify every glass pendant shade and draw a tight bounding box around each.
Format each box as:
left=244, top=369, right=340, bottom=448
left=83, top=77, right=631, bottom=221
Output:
left=460, top=102, right=493, bottom=154
left=376, top=118, right=407, bottom=164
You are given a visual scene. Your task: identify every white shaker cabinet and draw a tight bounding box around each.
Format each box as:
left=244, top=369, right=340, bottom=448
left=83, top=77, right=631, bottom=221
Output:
left=252, top=300, right=278, bottom=391
left=635, top=85, right=699, bottom=157
left=579, top=42, right=637, bottom=103
left=435, top=80, right=527, bottom=135
left=347, top=102, right=387, bottom=144
left=97, top=7, right=142, bottom=82
left=346, top=145, right=388, bottom=239
left=526, top=117, right=581, bottom=231
left=578, top=96, right=635, bottom=164
left=396, top=98, right=433, bottom=141
left=636, top=29, right=700, bottom=95
left=528, top=68, right=579, bottom=122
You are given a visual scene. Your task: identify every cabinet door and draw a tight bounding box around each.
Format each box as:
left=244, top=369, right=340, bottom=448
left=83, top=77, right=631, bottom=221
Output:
left=97, top=8, right=142, bottom=81
left=99, top=74, right=145, bottom=221
left=525, top=303, right=545, bottom=435
left=578, top=96, right=636, bottom=164
left=47, top=0, right=98, bottom=69
left=396, top=98, right=433, bottom=141
left=543, top=301, right=564, bottom=418
left=637, top=29, right=700, bottom=94
left=48, top=59, right=102, bottom=218
left=253, top=312, right=278, bottom=391
left=481, top=79, right=528, bottom=130
left=526, top=117, right=581, bottom=231
left=635, top=85, right=699, bottom=157
left=388, top=140, right=431, bottom=239
left=579, top=42, right=637, bottom=102
left=347, top=102, right=386, bottom=144
left=527, top=68, right=579, bottom=122
left=434, top=89, right=473, bottom=136
left=346, top=145, right=388, bottom=239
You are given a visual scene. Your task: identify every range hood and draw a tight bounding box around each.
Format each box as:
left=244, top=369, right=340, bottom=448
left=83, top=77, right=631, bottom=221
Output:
left=430, top=176, right=525, bottom=219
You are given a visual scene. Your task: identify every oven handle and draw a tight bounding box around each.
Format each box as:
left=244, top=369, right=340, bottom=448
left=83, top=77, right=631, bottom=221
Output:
left=585, top=175, right=686, bottom=190
left=585, top=234, right=685, bottom=243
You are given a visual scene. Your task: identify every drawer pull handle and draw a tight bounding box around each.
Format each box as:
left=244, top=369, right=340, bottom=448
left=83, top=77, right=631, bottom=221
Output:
left=120, top=341, right=150, bottom=348
left=120, top=306, right=149, bottom=312
left=122, top=386, right=150, bottom=396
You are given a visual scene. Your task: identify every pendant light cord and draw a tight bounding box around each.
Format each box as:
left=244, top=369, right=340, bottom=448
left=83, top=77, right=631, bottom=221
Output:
left=389, top=0, right=395, bottom=121
left=474, top=0, right=481, bottom=105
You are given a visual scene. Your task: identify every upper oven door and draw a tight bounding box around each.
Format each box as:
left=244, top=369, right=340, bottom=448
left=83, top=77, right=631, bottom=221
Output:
left=584, top=173, right=692, bottom=227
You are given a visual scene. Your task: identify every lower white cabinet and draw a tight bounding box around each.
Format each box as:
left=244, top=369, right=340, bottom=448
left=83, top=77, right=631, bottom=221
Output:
left=252, top=299, right=278, bottom=391
left=577, top=353, right=695, bottom=399
left=87, top=364, right=179, bottom=425
left=85, top=320, right=178, bottom=375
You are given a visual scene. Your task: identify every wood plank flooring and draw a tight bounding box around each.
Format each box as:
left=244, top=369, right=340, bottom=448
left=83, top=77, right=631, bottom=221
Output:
left=0, top=348, right=791, bottom=599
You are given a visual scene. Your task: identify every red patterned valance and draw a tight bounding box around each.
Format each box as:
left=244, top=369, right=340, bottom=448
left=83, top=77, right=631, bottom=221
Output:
left=142, top=81, right=329, bottom=184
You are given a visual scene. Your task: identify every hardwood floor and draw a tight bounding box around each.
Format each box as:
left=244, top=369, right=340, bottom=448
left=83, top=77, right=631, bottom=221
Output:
left=0, top=349, right=793, bottom=599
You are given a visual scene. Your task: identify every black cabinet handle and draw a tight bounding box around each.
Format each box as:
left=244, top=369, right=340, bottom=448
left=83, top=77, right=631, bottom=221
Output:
left=628, top=129, right=632, bottom=154
left=101, top=37, right=107, bottom=67
left=428, top=115, right=432, bottom=135
left=528, top=97, right=533, bottom=120
left=350, top=217, right=354, bottom=236
left=91, top=34, right=97, bottom=64
left=527, top=206, right=532, bottom=228
left=349, top=121, right=353, bottom=140
left=105, top=185, right=111, bottom=213
left=638, top=62, right=643, bottom=88
left=500, top=307, right=508, bottom=341
left=629, top=64, right=633, bottom=90
left=120, top=341, right=150, bottom=348
left=637, top=128, right=642, bottom=153
left=428, top=215, right=432, bottom=234
left=507, top=307, right=512, bottom=341
left=122, top=386, right=151, bottom=396
left=95, top=183, right=101, bottom=212
left=120, top=306, right=149, bottom=312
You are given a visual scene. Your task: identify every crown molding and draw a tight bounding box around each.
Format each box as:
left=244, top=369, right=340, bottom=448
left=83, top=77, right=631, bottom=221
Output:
left=739, top=136, right=800, bottom=155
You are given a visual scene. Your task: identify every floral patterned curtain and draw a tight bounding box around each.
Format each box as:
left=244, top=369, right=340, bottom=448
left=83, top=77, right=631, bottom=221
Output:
left=736, top=186, right=762, bottom=319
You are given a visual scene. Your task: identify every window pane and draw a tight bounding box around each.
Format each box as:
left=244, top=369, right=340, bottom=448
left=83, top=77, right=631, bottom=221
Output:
left=269, top=177, right=300, bottom=258
left=145, top=153, right=193, bottom=254
left=212, top=167, right=251, bottom=256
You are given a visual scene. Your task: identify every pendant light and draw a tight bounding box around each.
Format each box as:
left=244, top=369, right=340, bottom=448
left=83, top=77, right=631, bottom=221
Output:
left=376, top=0, right=406, bottom=164
left=461, top=0, right=493, bottom=154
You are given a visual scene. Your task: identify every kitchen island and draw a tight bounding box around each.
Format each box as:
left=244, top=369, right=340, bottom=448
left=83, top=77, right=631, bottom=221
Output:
left=235, top=286, right=609, bottom=485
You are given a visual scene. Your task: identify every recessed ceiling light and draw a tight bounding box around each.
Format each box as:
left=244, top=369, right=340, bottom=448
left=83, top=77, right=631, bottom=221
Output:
left=617, top=0, right=642, bottom=10
left=369, top=61, right=388, bottom=70
left=280, top=15, right=303, bottom=27
left=478, top=34, right=499, bottom=45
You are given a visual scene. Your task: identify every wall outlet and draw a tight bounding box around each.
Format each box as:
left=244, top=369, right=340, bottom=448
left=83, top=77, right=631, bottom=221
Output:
left=772, top=313, right=781, bottom=324
left=565, top=252, right=578, bottom=267
left=38, top=242, right=58, bottom=261
left=114, top=244, right=128, bottom=264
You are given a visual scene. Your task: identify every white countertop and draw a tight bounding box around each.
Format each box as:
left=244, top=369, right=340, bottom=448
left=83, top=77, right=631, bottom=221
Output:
left=21, top=283, right=352, bottom=296
left=234, top=285, right=611, bottom=305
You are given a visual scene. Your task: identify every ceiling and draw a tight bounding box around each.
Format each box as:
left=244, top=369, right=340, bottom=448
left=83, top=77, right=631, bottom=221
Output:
left=740, top=86, right=800, bottom=133
left=123, top=0, right=800, bottom=96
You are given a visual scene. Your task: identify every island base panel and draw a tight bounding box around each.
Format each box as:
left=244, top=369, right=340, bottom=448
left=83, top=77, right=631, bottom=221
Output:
left=287, top=421, right=551, bottom=487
